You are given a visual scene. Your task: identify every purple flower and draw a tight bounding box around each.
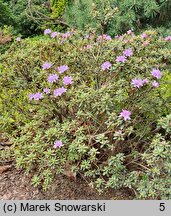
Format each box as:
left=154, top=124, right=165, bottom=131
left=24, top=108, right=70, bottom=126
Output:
left=44, top=29, right=51, bottom=35
left=165, top=36, right=171, bottom=41
left=131, top=78, right=144, bottom=88
left=28, top=93, right=43, bottom=101
left=143, top=41, right=149, bottom=46
left=141, top=33, right=147, bottom=39
left=119, top=109, right=131, bottom=121
left=142, top=79, right=149, bottom=84
left=85, top=35, right=90, bottom=39
left=42, top=62, right=51, bottom=70
left=101, top=61, right=112, bottom=70
left=152, top=81, right=159, bottom=88
left=43, top=88, right=50, bottom=94
left=97, top=34, right=111, bottom=41
left=34, top=93, right=43, bottom=100
left=86, top=44, right=92, bottom=49
left=53, top=87, right=67, bottom=97
left=127, top=30, right=133, bottom=35
left=106, top=35, right=112, bottom=40
left=54, top=140, right=63, bottom=148
left=47, top=74, right=59, bottom=83
left=97, top=35, right=104, bottom=41
left=151, top=69, right=162, bottom=79
left=123, top=48, right=133, bottom=57
left=28, top=93, right=35, bottom=100
left=116, top=55, right=127, bottom=63
left=118, top=35, right=123, bottom=40
left=63, top=76, right=73, bottom=85
left=97, top=35, right=102, bottom=41
left=62, top=32, right=70, bottom=39
left=115, top=35, right=123, bottom=40
left=16, top=37, right=21, bottom=42
left=124, top=40, right=130, bottom=43
left=51, top=32, right=59, bottom=38
left=58, top=65, right=69, bottom=73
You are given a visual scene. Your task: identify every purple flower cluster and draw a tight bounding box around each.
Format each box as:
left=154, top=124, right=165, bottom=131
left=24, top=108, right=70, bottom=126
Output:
left=29, top=92, right=43, bottom=101
left=61, top=32, right=71, bottom=40
left=97, top=34, right=112, bottom=41
left=43, top=88, right=50, bottom=94
left=131, top=68, right=161, bottom=89
left=83, top=44, right=92, bottom=50
left=152, top=81, right=159, bottom=88
left=116, top=48, right=133, bottom=63
left=142, top=79, right=149, bottom=84
left=101, top=61, right=112, bottom=70
left=131, top=78, right=144, bottom=88
left=85, top=35, right=90, bottom=39
left=42, top=62, right=51, bottom=70
left=54, top=87, right=67, bottom=97
left=132, top=78, right=150, bottom=88
left=141, top=33, right=147, bottom=39
left=116, top=55, right=127, bottom=63
left=54, top=140, right=63, bottom=148
left=51, top=32, right=59, bottom=38
left=58, top=65, right=69, bottom=73
left=143, top=41, right=149, bottom=46
left=47, top=74, right=59, bottom=83
left=127, top=30, right=133, bottom=35
left=115, top=35, right=123, bottom=40
left=151, top=69, right=162, bottom=79
left=165, top=36, right=171, bottom=41
left=63, top=76, right=73, bottom=85
left=119, top=70, right=160, bottom=121
left=44, top=29, right=51, bottom=35
left=123, top=48, right=133, bottom=57
left=29, top=62, right=72, bottom=101
left=44, top=29, right=73, bottom=43
left=16, top=37, right=21, bottom=42
left=119, top=109, right=131, bottom=121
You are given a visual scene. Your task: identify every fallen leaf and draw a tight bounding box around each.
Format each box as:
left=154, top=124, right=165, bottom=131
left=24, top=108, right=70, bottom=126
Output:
left=0, top=165, right=12, bottom=174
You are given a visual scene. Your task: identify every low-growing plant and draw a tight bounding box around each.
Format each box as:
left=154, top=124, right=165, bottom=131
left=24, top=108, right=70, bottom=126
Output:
left=0, top=29, right=171, bottom=198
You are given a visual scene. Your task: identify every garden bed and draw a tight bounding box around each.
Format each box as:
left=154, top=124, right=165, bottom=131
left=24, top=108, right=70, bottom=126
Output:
left=0, top=167, right=133, bottom=200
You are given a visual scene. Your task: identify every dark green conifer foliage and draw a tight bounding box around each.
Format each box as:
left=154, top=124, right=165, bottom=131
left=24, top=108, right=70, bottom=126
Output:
left=64, top=0, right=171, bottom=36
left=0, top=0, right=14, bottom=26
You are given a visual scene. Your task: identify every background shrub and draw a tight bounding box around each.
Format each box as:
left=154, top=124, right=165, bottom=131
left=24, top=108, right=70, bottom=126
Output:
left=0, top=0, right=50, bottom=37
left=64, top=0, right=171, bottom=36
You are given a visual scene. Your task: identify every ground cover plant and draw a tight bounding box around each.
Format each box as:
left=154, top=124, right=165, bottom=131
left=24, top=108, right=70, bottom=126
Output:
left=0, top=29, right=171, bottom=199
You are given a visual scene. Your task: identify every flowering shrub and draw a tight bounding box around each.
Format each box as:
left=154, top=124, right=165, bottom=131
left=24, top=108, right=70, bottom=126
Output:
left=0, top=30, right=171, bottom=198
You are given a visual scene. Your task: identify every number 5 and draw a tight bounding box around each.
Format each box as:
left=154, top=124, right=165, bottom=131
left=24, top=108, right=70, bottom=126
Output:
left=159, top=203, right=165, bottom=211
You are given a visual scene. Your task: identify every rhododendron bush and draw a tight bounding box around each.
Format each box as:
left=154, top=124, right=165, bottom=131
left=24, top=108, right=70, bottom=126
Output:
left=0, top=30, right=171, bottom=199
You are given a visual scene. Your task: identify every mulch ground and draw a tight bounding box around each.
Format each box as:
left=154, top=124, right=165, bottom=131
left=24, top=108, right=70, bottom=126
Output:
left=0, top=167, right=134, bottom=200
left=0, top=135, right=133, bottom=200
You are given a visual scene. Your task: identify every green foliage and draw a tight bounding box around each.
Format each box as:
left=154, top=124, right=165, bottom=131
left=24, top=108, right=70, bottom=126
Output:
left=0, top=30, right=171, bottom=197
left=136, top=133, right=171, bottom=199
left=64, top=0, right=171, bottom=36
left=64, top=0, right=118, bottom=34
left=1, top=0, right=50, bottom=37
left=50, top=0, right=68, bottom=18
left=0, top=0, right=14, bottom=26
